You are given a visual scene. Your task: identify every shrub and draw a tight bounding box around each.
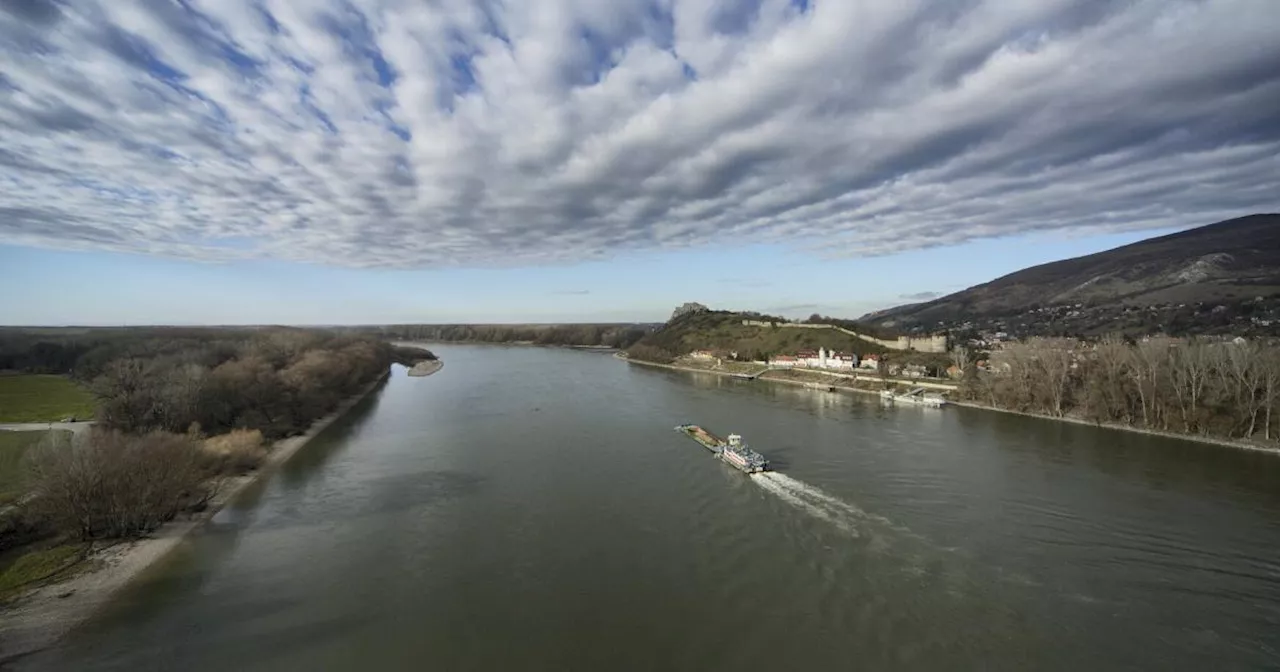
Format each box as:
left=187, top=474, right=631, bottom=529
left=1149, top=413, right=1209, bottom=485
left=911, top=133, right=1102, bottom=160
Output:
left=202, top=429, right=266, bottom=475
left=26, top=429, right=210, bottom=540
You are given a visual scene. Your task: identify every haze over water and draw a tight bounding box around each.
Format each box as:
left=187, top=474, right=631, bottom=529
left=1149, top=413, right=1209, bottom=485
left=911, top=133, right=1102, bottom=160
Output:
left=22, top=345, right=1280, bottom=671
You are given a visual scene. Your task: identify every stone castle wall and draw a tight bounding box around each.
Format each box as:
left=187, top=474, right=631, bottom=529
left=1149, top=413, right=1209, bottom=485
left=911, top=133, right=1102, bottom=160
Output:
left=741, top=320, right=947, bottom=353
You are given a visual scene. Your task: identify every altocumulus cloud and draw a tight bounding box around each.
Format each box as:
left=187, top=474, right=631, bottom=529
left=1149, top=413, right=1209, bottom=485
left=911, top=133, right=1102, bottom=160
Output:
left=1, top=0, right=1278, bottom=267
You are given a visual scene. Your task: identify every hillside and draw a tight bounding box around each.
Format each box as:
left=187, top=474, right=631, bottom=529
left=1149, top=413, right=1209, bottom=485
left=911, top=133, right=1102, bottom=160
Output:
left=625, top=310, right=889, bottom=363
left=863, top=214, right=1280, bottom=336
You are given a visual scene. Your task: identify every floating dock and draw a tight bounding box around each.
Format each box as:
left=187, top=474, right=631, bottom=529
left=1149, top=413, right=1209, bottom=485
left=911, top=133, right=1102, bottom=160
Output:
left=880, top=388, right=947, bottom=407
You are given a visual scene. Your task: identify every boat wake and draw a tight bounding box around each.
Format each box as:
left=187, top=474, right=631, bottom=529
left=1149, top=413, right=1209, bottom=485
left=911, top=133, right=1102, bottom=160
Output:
left=751, top=472, right=900, bottom=539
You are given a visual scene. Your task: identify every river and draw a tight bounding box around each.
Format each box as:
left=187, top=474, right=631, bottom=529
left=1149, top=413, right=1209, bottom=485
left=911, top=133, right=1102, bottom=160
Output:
left=18, top=345, right=1280, bottom=670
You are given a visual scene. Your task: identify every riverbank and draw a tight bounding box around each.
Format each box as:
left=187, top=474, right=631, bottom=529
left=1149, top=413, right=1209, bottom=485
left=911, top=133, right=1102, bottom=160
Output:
left=621, top=355, right=1280, bottom=457
left=0, top=370, right=392, bottom=664
left=619, top=355, right=889, bottom=399
left=398, top=339, right=619, bottom=351
left=947, top=400, right=1280, bottom=457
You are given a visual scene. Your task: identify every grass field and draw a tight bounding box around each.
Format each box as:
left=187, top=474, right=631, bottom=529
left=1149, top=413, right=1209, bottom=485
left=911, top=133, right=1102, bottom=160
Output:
left=0, top=543, right=89, bottom=602
left=0, top=374, right=97, bottom=423
left=0, top=430, right=66, bottom=504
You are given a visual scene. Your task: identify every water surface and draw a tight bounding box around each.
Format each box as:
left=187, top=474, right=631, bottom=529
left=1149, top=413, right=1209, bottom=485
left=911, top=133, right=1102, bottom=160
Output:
left=21, top=345, right=1280, bottom=670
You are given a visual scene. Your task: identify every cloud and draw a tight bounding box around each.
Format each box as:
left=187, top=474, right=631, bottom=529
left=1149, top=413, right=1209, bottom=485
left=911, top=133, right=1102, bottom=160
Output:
left=900, top=291, right=942, bottom=301
left=1, top=1, right=1277, bottom=267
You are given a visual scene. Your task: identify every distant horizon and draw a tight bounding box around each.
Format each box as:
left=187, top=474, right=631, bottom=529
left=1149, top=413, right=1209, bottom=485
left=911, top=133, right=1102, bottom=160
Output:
left=0, top=217, right=1260, bottom=326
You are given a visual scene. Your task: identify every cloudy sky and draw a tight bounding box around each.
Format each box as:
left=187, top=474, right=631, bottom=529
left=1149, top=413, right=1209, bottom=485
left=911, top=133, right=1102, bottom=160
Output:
left=1, top=0, right=1277, bottom=324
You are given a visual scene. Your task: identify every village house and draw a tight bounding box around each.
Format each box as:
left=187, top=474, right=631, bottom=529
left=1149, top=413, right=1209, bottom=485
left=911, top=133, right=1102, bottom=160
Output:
left=902, top=364, right=928, bottom=379
left=688, top=350, right=716, bottom=360
left=770, top=355, right=798, bottom=368
left=859, top=354, right=880, bottom=370
left=769, top=348, right=856, bottom=371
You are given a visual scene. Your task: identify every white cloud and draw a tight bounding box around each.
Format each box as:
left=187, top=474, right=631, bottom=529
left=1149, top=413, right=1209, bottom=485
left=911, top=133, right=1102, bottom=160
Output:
left=1, top=0, right=1277, bottom=267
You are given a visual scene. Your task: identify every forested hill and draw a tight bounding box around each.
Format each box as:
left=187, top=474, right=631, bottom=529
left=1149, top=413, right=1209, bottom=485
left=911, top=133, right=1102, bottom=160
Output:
left=862, top=213, right=1280, bottom=335
left=624, top=308, right=890, bottom=363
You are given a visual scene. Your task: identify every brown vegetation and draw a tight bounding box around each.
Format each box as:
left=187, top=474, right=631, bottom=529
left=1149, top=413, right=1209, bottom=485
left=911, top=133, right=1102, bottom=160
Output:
left=364, top=323, right=652, bottom=348
left=962, top=337, right=1280, bottom=444
left=0, top=327, right=394, bottom=556
left=201, top=429, right=266, bottom=475
left=89, top=330, right=391, bottom=439
left=25, top=430, right=210, bottom=540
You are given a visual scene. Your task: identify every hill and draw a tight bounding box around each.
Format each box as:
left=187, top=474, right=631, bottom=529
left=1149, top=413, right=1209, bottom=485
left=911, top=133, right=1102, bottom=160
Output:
left=862, top=214, right=1280, bottom=337
left=625, top=309, right=890, bottom=363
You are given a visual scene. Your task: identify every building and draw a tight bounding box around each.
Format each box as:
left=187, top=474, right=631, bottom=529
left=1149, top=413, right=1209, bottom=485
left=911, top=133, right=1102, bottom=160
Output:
left=688, top=350, right=716, bottom=360
left=770, top=347, right=859, bottom=371
left=859, top=354, right=880, bottom=371
left=770, top=355, right=798, bottom=368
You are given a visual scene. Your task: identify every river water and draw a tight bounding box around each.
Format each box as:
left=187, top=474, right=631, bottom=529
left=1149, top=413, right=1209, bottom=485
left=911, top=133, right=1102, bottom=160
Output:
left=18, top=345, right=1280, bottom=671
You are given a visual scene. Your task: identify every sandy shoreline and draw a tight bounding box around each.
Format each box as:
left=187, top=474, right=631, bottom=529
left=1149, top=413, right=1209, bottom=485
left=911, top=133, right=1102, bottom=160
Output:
left=619, top=355, right=1280, bottom=457
left=407, top=359, right=443, bottom=376
left=0, top=370, right=392, bottom=664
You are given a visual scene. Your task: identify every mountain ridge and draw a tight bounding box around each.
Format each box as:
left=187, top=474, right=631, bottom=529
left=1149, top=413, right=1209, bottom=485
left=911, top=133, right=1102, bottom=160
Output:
left=862, top=214, right=1280, bottom=334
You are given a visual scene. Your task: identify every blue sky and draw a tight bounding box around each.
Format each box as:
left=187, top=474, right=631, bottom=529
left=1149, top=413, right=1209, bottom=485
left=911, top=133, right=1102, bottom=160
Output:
left=1, top=1, right=1276, bottom=325
left=2, top=226, right=1177, bottom=324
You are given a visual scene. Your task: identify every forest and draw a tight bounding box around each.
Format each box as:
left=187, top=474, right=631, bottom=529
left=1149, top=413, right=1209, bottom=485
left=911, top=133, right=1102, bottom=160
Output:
left=361, top=323, right=652, bottom=349
left=1, top=328, right=409, bottom=562
left=1, top=328, right=408, bottom=439
left=958, top=337, right=1280, bottom=444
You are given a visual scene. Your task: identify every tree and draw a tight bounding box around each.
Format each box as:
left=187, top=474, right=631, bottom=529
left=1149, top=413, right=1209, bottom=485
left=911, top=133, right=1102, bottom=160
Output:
left=950, top=346, right=971, bottom=378
left=1168, top=340, right=1212, bottom=433
left=27, top=430, right=210, bottom=540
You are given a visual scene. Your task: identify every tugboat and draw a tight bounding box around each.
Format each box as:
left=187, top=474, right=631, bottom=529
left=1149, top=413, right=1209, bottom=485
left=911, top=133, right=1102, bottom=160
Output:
left=674, top=425, right=769, bottom=473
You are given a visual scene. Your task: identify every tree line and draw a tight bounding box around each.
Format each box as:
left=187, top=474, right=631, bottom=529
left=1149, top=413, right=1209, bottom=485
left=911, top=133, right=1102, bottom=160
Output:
left=959, top=337, right=1280, bottom=444
left=363, top=323, right=652, bottom=348
left=2, top=328, right=400, bottom=554
left=2, top=328, right=398, bottom=439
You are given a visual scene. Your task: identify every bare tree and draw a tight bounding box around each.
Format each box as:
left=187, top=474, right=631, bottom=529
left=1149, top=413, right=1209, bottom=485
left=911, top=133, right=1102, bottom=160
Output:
left=1261, top=348, right=1280, bottom=442
left=950, top=346, right=971, bottom=377
left=27, top=429, right=209, bottom=540
left=1127, top=339, right=1172, bottom=430
left=1217, top=341, right=1266, bottom=438
left=1083, top=337, right=1135, bottom=424
left=1168, top=340, right=1212, bottom=434
left=1030, top=339, right=1076, bottom=417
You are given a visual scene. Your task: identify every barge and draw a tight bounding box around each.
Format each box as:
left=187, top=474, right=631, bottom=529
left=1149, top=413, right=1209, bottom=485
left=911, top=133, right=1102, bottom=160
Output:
left=674, top=425, right=769, bottom=473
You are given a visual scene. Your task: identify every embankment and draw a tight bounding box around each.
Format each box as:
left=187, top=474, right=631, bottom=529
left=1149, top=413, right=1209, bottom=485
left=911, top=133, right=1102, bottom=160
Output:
left=0, top=370, right=392, bottom=664
left=621, top=356, right=1280, bottom=457
left=947, top=400, right=1280, bottom=457
left=619, top=356, right=888, bottom=398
